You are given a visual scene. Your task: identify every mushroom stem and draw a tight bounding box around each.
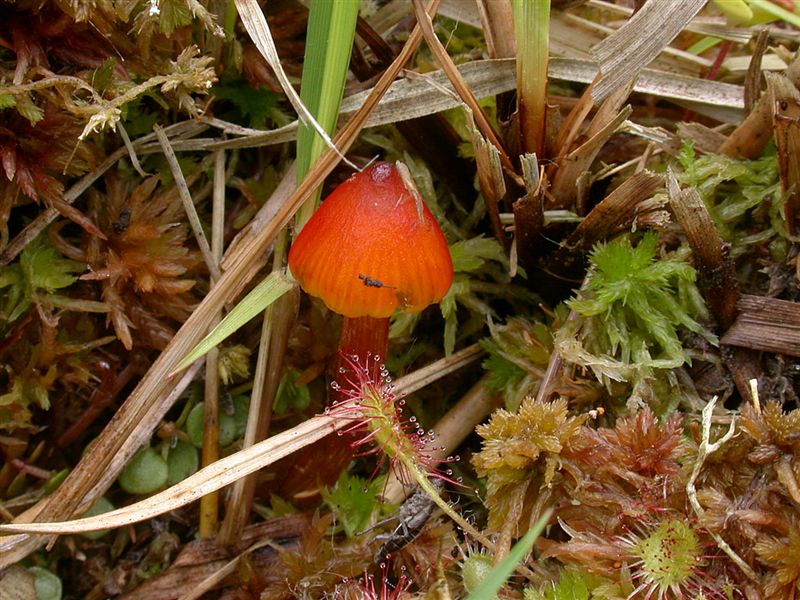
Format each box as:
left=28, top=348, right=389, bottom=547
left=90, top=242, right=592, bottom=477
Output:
left=336, top=316, right=389, bottom=384
left=276, top=316, right=390, bottom=500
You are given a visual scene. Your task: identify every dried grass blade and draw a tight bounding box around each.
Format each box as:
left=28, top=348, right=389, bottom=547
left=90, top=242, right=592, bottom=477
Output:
left=197, top=150, right=228, bottom=537
left=720, top=54, right=800, bottom=158
left=217, top=288, right=298, bottom=544
left=471, top=110, right=508, bottom=246
left=550, top=94, right=634, bottom=208
left=410, top=0, right=516, bottom=179
left=154, top=125, right=220, bottom=281
left=0, top=413, right=346, bottom=535
left=721, top=295, right=800, bottom=357
left=350, top=57, right=745, bottom=125
left=666, top=170, right=727, bottom=284
left=558, top=170, right=662, bottom=256
left=768, top=71, right=800, bottom=237
left=745, top=29, right=770, bottom=112
left=513, top=154, right=545, bottom=270
left=176, top=539, right=275, bottom=600
left=667, top=171, right=759, bottom=403
left=677, top=122, right=728, bottom=154
left=476, top=0, right=516, bottom=59
left=149, top=57, right=745, bottom=157
left=591, top=0, right=707, bottom=103
left=587, top=0, right=761, bottom=44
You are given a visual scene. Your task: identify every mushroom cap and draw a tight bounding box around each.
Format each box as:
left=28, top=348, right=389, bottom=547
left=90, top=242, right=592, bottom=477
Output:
left=288, top=162, right=453, bottom=318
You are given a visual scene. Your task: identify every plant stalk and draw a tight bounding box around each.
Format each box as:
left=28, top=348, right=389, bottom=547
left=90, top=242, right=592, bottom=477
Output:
left=199, top=149, right=227, bottom=537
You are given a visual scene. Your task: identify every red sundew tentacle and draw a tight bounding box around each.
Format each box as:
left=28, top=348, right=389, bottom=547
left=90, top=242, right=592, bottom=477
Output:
left=324, top=353, right=468, bottom=490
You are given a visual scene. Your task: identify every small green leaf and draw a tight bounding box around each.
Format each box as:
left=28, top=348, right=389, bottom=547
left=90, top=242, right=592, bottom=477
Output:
left=211, top=83, right=286, bottom=129
left=118, top=447, right=168, bottom=495
left=166, top=440, right=199, bottom=485
left=186, top=402, right=237, bottom=448
left=157, top=0, right=192, bottom=34
left=91, top=57, right=118, bottom=93
left=0, top=93, right=16, bottom=111
left=441, top=279, right=470, bottom=356
left=523, top=567, right=602, bottom=600
left=21, top=237, right=83, bottom=293
left=274, top=369, right=311, bottom=415
left=16, top=94, right=44, bottom=125
left=482, top=348, right=524, bottom=392
left=44, top=468, right=70, bottom=494
left=443, top=313, right=457, bottom=357
left=230, top=395, right=249, bottom=439
left=0, top=237, right=83, bottom=322
left=322, top=472, right=385, bottom=538
left=450, top=236, right=507, bottom=273
left=0, top=266, right=26, bottom=322
left=29, top=567, right=62, bottom=600
left=80, top=496, right=115, bottom=540
left=175, top=271, right=295, bottom=371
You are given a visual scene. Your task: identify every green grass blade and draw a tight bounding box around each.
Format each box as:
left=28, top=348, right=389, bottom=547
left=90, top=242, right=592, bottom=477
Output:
left=686, top=36, right=722, bottom=55
left=294, top=0, right=360, bottom=227
left=747, top=0, right=800, bottom=28
left=465, top=508, right=553, bottom=600
left=513, top=0, right=550, bottom=157
left=175, top=271, right=295, bottom=371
